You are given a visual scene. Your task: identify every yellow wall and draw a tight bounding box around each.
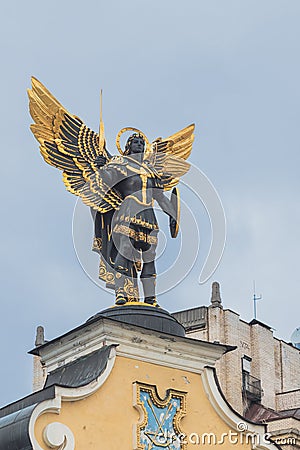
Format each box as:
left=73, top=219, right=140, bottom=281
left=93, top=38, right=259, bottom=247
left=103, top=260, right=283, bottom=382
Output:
left=35, top=356, right=252, bottom=449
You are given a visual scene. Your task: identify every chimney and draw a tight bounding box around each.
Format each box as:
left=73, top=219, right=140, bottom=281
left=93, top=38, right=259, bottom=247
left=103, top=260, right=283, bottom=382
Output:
left=210, top=281, right=223, bottom=309
left=33, top=326, right=47, bottom=392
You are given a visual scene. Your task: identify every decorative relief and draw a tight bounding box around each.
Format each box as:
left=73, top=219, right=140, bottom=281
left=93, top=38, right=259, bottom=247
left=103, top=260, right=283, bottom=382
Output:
left=133, top=382, right=187, bottom=450
left=29, top=347, right=117, bottom=450
left=43, top=422, right=75, bottom=450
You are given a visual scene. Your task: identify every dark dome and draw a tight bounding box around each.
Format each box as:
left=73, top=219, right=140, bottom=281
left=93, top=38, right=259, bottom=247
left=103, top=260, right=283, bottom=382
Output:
left=87, top=304, right=185, bottom=337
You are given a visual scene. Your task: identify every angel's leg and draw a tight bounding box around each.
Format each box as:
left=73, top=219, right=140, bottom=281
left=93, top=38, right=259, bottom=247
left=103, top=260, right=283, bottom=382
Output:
left=114, top=273, right=127, bottom=305
left=140, top=243, right=157, bottom=306
left=114, top=234, right=140, bottom=305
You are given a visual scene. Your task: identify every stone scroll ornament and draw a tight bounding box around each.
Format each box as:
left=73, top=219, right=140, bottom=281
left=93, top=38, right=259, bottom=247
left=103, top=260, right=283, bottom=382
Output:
left=28, top=78, right=194, bottom=307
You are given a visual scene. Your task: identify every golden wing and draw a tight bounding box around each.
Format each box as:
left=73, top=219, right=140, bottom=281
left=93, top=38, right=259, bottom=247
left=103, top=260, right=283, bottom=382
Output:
left=28, top=77, right=122, bottom=213
left=151, top=124, right=195, bottom=190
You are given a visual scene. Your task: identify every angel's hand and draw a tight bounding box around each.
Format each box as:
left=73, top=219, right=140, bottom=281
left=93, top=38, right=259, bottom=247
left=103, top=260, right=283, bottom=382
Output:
left=95, top=155, right=107, bottom=168
left=170, top=217, right=177, bottom=229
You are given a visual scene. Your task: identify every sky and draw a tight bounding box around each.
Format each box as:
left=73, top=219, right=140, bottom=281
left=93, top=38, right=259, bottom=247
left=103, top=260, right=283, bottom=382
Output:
left=1, top=0, right=300, bottom=407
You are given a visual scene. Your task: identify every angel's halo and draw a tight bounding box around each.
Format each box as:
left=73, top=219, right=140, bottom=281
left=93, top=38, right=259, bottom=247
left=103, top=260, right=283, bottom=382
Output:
left=115, top=127, right=151, bottom=156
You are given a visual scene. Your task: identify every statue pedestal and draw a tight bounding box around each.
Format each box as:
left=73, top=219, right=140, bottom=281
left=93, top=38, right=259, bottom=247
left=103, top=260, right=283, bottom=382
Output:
left=87, top=304, right=185, bottom=337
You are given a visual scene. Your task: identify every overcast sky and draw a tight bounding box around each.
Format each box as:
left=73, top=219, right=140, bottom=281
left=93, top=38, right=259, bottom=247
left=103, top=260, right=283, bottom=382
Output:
left=1, top=0, right=300, bottom=407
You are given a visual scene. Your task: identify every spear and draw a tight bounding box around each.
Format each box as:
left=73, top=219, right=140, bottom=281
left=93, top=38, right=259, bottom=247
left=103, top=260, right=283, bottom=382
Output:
left=99, top=89, right=105, bottom=153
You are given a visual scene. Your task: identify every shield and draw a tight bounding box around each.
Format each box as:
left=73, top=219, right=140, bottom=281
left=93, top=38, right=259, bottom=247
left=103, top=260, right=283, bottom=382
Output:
left=169, top=187, right=180, bottom=238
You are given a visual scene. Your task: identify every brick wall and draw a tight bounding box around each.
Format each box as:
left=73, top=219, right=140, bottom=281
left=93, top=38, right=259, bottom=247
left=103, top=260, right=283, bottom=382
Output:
left=276, top=390, right=300, bottom=411
left=250, top=323, right=276, bottom=409
left=32, top=355, right=47, bottom=392
left=183, top=299, right=300, bottom=415
left=281, top=341, right=300, bottom=392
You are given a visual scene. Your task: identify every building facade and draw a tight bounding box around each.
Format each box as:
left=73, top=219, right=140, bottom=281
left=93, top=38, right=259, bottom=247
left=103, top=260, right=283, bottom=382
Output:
left=0, top=306, right=278, bottom=450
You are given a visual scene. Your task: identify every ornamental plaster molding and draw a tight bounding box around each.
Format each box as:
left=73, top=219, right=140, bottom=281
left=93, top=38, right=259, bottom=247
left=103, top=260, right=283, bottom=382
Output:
left=28, top=346, right=116, bottom=450
left=201, top=367, right=279, bottom=450
left=38, top=318, right=228, bottom=375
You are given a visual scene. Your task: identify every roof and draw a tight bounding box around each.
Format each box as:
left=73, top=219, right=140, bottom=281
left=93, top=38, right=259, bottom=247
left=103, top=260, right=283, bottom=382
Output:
left=249, top=319, right=272, bottom=331
left=44, top=345, right=114, bottom=388
left=246, top=402, right=300, bottom=422
left=172, top=306, right=207, bottom=331
left=0, top=345, right=114, bottom=450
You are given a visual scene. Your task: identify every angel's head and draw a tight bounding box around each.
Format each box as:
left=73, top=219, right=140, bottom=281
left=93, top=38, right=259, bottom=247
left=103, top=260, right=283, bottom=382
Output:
left=124, top=133, right=145, bottom=155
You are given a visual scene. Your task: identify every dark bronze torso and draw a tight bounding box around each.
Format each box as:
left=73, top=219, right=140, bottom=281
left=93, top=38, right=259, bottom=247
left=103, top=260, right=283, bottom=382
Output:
left=111, top=156, right=160, bottom=206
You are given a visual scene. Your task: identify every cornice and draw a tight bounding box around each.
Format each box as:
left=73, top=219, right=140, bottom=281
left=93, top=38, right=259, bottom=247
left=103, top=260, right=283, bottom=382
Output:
left=36, top=317, right=232, bottom=375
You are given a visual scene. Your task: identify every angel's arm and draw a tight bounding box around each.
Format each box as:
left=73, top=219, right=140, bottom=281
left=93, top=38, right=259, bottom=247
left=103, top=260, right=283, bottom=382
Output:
left=94, top=154, right=107, bottom=168
left=98, top=162, right=125, bottom=190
